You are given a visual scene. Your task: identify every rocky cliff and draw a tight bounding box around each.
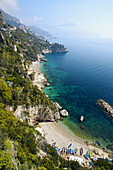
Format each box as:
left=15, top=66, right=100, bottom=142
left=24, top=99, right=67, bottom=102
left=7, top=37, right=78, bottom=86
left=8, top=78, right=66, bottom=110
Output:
left=0, top=9, right=53, bottom=40
left=42, top=48, right=52, bottom=54
left=0, top=31, right=7, bottom=46
left=9, top=101, right=69, bottom=125
left=13, top=105, right=60, bottom=125
left=42, top=47, right=68, bottom=54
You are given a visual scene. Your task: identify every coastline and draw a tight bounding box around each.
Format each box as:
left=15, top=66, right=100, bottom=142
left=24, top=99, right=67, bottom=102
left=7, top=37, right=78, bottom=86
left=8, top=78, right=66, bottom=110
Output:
left=29, top=54, right=111, bottom=162
left=39, top=121, right=109, bottom=160
left=29, top=60, right=47, bottom=90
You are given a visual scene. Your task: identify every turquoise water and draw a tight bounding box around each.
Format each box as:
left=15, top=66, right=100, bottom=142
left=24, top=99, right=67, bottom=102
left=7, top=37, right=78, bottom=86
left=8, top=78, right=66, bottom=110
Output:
left=42, top=39, right=113, bottom=148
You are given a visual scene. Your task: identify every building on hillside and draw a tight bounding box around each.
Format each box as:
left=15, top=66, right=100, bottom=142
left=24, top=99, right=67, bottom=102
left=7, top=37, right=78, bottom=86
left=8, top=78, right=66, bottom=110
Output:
left=27, top=70, right=35, bottom=81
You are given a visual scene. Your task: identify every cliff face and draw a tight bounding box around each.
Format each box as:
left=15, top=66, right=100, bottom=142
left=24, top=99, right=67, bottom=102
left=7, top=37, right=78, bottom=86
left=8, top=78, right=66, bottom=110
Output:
left=0, top=31, right=7, bottom=46
left=0, top=9, right=51, bottom=40
left=0, top=11, right=6, bottom=24
left=42, top=47, right=68, bottom=54
left=0, top=13, right=67, bottom=125
left=52, top=48, right=68, bottom=53
left=13, top=105, right=60, bottom=125
left=42, top=48, right=52, bottom=54
left=29, top=26, right=56, bottom=40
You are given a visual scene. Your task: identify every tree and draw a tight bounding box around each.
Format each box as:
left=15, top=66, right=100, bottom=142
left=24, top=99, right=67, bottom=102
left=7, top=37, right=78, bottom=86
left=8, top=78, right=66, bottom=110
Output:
left=0, top=79, right=12, bottom=104
left=0, top=139, right=13, bottom=169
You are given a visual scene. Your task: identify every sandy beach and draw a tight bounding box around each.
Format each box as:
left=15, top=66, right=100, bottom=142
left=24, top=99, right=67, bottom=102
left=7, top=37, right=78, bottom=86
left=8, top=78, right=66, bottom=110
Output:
left=29, top=59, right=110, bottom=164
left=28, top=61, right=47, bottom=89
left=39, top=121, right=109, bottom=160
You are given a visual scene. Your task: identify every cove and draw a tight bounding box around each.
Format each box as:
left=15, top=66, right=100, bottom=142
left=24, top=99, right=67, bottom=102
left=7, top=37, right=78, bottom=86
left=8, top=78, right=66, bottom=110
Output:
left=41, top=38, right=113, bottom=148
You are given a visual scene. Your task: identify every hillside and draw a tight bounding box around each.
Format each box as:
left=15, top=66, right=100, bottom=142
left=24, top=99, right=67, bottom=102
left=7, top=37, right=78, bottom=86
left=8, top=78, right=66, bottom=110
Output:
left=0, top=11, right=83, bottom=170
left=29, top=26, right=57, bottom=39
left=0, top=9, right=56, bottom=40
left=0, top=11, right=112, bottom=170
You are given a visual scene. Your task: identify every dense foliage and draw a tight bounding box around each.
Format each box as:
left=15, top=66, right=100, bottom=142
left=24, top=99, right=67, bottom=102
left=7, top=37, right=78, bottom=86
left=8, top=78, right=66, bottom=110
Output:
left=0, top=13, right=112, bottom=170
left=0, top=46, right=56, bottom=111
left=0, top=104, right=84, bottom=169
left=0, top=15, right=82, bottom=170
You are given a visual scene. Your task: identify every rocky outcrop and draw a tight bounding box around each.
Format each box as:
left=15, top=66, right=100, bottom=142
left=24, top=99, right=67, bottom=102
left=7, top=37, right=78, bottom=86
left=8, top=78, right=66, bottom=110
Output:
left=54, top=102, right=62, bottom=110
left=45, top=83, right=50, bottom=87
left=42, top=46, right=68, bottom=54
left=13, top=45, right=17, bottom=52
left=13, top=105, right=60, bottom=125
left=52, top=48, right=68, bottom=53
left=40, top=58, right=48, bottom=62
left=37, top=53, right=45, bottom=61
left=60, top=109, right=68, bottom=117
left=0, top=31, right=7, bottom=46
left=97, top=99, right=113, bottom=118
left=42, top=48, right=52, bottom=54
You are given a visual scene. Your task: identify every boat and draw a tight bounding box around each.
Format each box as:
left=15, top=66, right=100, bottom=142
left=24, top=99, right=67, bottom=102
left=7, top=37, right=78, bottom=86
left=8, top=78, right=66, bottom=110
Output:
left=66, top=149, right=69, bottom=154
left=80, top=148, right=83, bottom=155
left=89, top=150, right=93, bottom=157
left=80, top=115, right=84, bottom=122
left=62, top=147, right=65, bottom=152
left=97, top=139, right=101, bottom=146
left=86, top=150, right=90, bottom=157
left=52, top=142, right=56, bottom=146
left=75, top=148, right=78, bottom=153
left=84, top=154, right=89, bottom=159
left=69, top=149, right=71, bottom=154
left=68, top=143, right=72, bottom=148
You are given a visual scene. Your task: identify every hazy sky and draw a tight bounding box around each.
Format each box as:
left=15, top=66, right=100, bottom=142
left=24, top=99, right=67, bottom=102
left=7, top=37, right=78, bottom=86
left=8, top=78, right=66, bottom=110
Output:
left=1, top=0, right=113, bottom=39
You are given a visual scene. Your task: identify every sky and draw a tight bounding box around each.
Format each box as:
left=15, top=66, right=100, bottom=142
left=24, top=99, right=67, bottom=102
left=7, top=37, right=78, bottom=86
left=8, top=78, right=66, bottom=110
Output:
left=0, top=0, right=113, bottom=39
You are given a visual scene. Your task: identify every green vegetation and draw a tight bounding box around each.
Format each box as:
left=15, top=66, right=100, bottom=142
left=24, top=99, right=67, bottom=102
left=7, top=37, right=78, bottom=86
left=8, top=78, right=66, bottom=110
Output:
left=51, top=43, right=67, bottom=53
left=0, top=13, right=112, bottom=170
left=0, top=104, right=84, bottom=169
left=94, top=159, right=113, bottom=170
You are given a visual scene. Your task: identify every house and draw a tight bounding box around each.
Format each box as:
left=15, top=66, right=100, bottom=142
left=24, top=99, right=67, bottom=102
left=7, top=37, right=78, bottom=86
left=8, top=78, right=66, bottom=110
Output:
left=27, top=70, right=35, bottom=80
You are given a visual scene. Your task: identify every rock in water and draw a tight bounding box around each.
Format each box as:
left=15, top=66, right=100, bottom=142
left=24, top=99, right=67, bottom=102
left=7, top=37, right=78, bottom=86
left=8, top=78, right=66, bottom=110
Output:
left=60, top=109, right=68, bottom=117
left=97, top=99, right=113, bottom=119
left=54, top=102, right=62, bottom=110
left=80, top=116, right=84, bottom=122
left=45, top=83, right=50, bottom=87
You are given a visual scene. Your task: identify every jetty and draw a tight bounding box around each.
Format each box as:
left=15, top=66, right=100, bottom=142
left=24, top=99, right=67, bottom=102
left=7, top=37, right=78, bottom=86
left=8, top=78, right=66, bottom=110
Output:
left=97, top=99, right=113, bottom=118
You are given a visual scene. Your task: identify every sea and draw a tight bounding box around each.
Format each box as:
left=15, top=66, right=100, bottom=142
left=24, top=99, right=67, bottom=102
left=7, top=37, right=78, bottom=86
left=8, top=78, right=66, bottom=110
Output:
left=41, top=38, right=113, bottom=149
